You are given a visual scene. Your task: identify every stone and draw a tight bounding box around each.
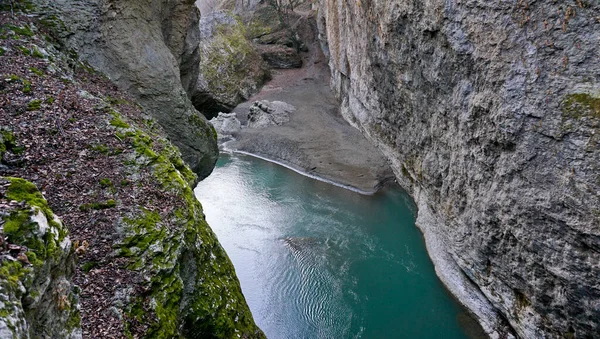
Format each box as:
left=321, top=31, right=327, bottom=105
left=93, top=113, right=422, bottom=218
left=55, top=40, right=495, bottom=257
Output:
left=32, top=0, right=218, bottom=179
left=247, top=100, right=295, bottom=128
left=210, top=112, right=242, bottom=141
left=0, top=178, right=81, bottom=339
left=315, top=0, right=600, bottom=337
left=193, top=10, right=270, bottom=118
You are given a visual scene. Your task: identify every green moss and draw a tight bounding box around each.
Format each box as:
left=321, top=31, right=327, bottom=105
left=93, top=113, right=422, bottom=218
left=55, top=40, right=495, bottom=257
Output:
left=89, top=143, right=109, bottom=154
left=0, top=47, right=5, bottom=56
left=17, top=45, right=30, bottom=56
left=22, top=79, right=31, bottom=94
left=2, top=177, right=67, bottom=262
left=79, top=199, right=116, bottom=211
left=0, top=1, right=35, bottom=14
left=110, top=114, right=130, bottom=129
left=46, top=96, right=55, bottom=104
left=29, top=67, right=43, bottom=76
left=0, top=260, right=29, bottom=291
left=26, top=99, right=41, bottom=110
left=81, top=261, right=99, bottom=273
left=99, top=178, right=113, bottom=188
left=106, top=95, right=128, bottom=106
left=110, top=110, right=261, bottom=337
left=31, top=46, right=44, bottom=59
left=65, top=306, right=81, bottom=331
left=5, top=178, right=48, bottom=212
left=562, top=93, right=600, bottom=119
left=0, top=128, right=19, bottom=158
left=7, top=24, right=34, bottom=37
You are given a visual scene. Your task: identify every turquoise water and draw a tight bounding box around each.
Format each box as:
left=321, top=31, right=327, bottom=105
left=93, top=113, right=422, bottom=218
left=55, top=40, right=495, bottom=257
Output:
left=194, top=154, right=480, bottom=339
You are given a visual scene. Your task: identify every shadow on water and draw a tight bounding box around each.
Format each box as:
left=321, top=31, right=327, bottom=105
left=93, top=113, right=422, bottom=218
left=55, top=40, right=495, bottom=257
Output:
left=195, top=153, right=487, bottom=338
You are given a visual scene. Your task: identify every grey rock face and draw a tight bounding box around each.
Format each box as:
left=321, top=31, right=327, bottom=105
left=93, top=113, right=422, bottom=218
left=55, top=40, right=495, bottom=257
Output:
left=247, top=100, right=295, bottom=128
left=316, top=0, right=600, bottom=337
left=210, top=112, right=242, bottom=141
left=193, top=10, right=270, bottom=117
left=32, top=0, right=218, bottom=179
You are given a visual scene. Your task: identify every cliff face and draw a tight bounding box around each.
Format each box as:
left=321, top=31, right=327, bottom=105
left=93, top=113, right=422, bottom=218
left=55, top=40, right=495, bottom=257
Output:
left=32, top=0, right=218, bottom=178
left=315, top=0, right=600, bottom=337
left=0, top=6, right=263, bottom=338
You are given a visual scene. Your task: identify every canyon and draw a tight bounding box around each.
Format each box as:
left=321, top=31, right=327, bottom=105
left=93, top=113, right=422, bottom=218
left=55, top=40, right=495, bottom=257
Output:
left=0, top=0, right=598, bottom=338
left=314, top=0, right=600, bottom=337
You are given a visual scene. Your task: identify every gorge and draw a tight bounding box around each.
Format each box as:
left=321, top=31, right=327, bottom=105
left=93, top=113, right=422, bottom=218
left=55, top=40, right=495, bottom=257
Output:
left=0, top=0, right=598, bottom=338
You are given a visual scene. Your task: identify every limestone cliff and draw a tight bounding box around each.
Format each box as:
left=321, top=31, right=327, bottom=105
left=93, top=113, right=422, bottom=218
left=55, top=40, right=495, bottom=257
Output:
left=32, top=0, right=218, bottom=178
left=315, top=0, right=600, bottom=337
left=0, top=5, right=263, bottom=338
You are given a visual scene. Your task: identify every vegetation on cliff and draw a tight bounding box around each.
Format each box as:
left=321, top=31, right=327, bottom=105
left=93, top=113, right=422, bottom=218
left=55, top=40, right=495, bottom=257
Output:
left=0, top=6, right=263, bottom=338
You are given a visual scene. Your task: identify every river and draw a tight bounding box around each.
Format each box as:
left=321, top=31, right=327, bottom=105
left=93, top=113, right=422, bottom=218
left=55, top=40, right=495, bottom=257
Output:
left=194, top=154, right=484, bottom=338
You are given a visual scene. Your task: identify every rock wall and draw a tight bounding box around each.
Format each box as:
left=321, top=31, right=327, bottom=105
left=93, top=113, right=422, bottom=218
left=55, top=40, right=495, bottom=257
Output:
left=315, top=0, right=600, bottom=337
left=194, top=10, right=269, bottom=117
left=0, top=5, right=263, bottom=338
left=32, top=0, right=218, bottom=178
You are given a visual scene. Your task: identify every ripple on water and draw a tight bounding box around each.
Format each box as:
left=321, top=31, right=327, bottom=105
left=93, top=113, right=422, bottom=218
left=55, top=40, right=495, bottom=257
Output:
left=194, top=154, right=480, bottom=339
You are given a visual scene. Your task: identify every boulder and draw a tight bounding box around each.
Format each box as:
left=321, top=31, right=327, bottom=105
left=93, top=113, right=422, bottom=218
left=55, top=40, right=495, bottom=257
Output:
left=247, top=100, right=296, bottom=128
left=0, top=178, right=80, bottom=339
left=210, top=112, right=242, bottom=141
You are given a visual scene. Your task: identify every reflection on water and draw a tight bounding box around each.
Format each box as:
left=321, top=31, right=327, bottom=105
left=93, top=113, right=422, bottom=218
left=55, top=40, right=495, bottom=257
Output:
left=194, top=154, right=479, bottom=339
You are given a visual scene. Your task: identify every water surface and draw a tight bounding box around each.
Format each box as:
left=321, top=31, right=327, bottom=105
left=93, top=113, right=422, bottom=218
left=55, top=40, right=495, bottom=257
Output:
left=194, top=154, right=478, bottom=338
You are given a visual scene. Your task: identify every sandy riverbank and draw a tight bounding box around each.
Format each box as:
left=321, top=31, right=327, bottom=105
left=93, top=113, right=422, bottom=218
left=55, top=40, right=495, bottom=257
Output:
left=220, top=12, right=394, bottom=194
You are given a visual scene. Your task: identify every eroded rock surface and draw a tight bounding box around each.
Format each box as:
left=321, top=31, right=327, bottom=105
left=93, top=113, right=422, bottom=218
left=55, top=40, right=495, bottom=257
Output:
left=247, top=100, right=295, bottom=128
left=194, top=10, right=270, bottom=117
left=210, top=112, right=242, bottom=141
left=316, top=0, right=600, bottom=337
left=0, top=8, right=263, bottom=338
left=32, top=0, right=218, bottom=178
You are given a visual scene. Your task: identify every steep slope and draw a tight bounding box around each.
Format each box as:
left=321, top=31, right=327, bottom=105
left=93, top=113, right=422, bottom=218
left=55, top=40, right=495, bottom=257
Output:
left=0, top=7, right=263, bottom=338
left=315, top=0, right=600, bottom=337
left=31, top=0, right=218, bottom=178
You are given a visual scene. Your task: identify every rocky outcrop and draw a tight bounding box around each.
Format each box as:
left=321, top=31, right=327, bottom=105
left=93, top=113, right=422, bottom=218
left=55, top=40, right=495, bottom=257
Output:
left=194, top=10, right=270, bottom=117
left=211, top=112, right=242, bottom=142
left=0, top=7, right=263, bottom=338
left=247, top=100, right=295, bottom=128
left=31, top=0, right=218, bottom=178
left=316, top=0, right=600, bottom=337
left=0, top=178, right=80, bottom=339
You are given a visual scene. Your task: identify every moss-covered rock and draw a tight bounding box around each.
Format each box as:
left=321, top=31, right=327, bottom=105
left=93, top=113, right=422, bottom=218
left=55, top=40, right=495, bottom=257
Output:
left=110, top=113, right=264, bottom=338
left=562, top=92, right=600, bottom=120
left=194, top=11, right=270, bottom=118
left=0, top=177, right=80, bottom=339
